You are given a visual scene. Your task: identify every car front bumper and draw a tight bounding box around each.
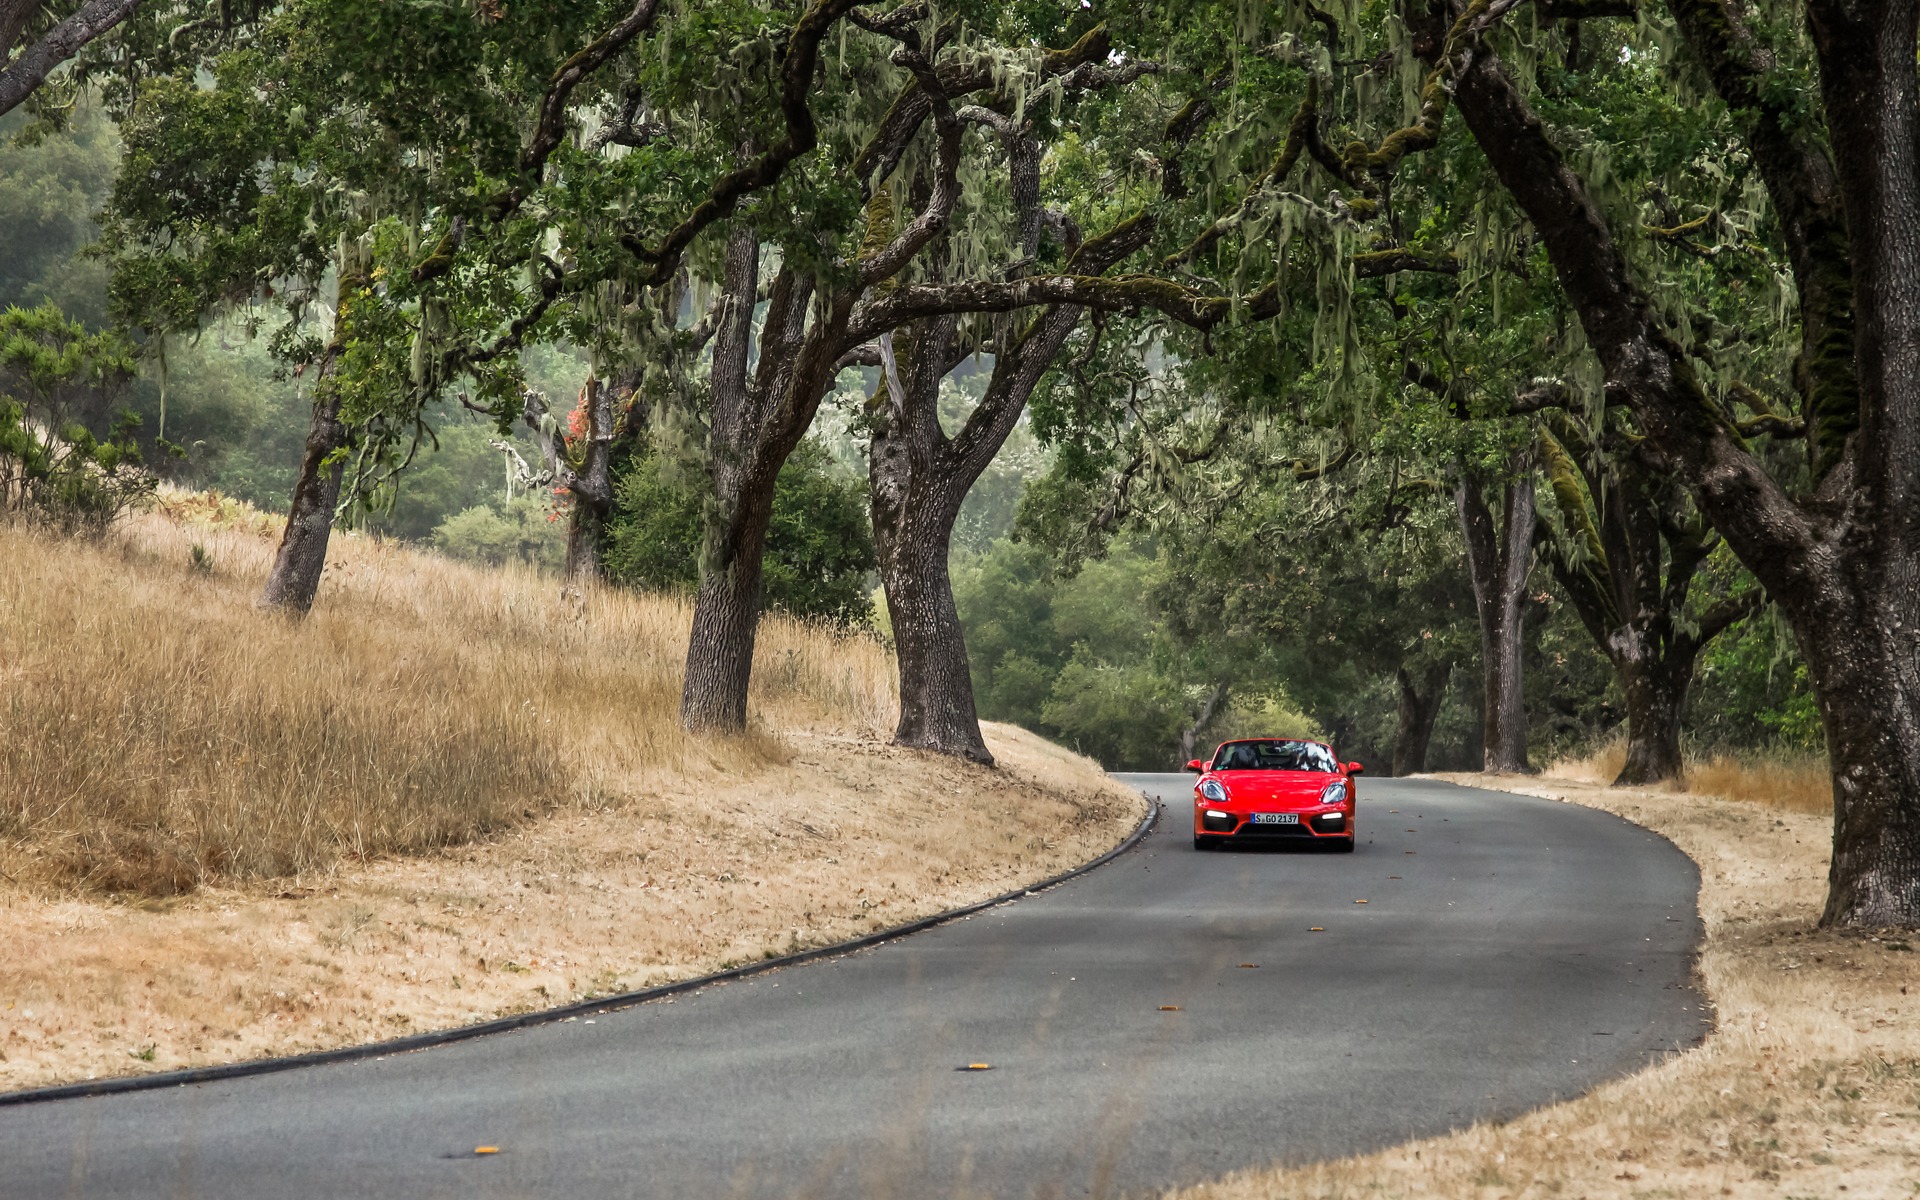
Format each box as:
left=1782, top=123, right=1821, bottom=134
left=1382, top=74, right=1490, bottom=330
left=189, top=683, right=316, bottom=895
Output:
left=1194, top=808, right=1352, bottom=840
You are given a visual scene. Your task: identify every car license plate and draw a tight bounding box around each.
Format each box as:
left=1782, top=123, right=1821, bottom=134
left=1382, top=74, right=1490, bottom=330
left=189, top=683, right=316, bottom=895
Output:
left=1250, top=812, right=1299, bottom=825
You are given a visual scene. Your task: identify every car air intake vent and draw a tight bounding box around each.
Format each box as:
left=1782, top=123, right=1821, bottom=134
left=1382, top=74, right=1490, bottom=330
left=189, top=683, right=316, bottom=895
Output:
left=1234, top=822, right=1312, bottom=838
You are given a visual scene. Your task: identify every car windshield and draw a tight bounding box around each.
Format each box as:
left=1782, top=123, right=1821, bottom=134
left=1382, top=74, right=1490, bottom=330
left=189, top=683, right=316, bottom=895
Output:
left=1211, top=740, right=1338, bottom=773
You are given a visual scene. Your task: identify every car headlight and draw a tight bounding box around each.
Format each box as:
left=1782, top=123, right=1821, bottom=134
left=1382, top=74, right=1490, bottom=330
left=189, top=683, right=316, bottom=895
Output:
left=1319, top=780, right=1348, bottom=806
left=1199, top=778, right=1229, bottom=803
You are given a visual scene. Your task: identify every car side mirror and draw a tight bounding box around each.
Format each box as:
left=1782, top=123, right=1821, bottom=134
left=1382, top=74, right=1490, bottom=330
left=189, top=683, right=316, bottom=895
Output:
left=1346, top=762, right=1365, bottom=775
left=1185, top=759, right=1207, bottom=773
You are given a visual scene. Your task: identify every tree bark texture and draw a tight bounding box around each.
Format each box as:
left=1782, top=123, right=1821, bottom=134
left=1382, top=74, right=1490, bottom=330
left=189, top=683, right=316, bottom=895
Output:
left=1449, top=34, right=1920, bottom=925
left=1456, top=472, right=1534, bottom=773
left=1614, top=650, right=1691, bottom=786
left=561, top=376, right=615, bottom=590
left=1393, top=662, right=1450, bottom=776
left=0, top=0, right=140, bottom=119
left=258, top=250, right=367, bottom=614
left=868, top=307, right=997, bottom=763
left=878, top=505, right=991, bottom=762
left=257, top=383, right=347, bottom=613
left=680, top=225, right=775, bottom=732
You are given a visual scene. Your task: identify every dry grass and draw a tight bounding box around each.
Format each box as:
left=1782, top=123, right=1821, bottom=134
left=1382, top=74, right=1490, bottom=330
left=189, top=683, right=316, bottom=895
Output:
left=0, top=493, right=1145, bottom=1091
left=1163, top=769, right=1919, bottom=1200
left=0, top=490, right=894, bottom=893
left=1553, top=738, right=1834, bottom=816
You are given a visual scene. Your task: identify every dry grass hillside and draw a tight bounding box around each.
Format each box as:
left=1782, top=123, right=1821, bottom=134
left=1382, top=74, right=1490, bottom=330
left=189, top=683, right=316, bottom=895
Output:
left=0, top=494, right=1144, bottom=1091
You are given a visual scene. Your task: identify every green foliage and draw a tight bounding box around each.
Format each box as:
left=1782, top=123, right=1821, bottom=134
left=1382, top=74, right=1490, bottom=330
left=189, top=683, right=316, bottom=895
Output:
left=604, top=438, right=876, bottom=625
left=953, top=536, right=1322, bottom=770
left=1690, top=613, right=1824, bottom=752
left=0, top=105, right=117, bottom=326
left=1039, top=651, right=1192, bottom=769
left=431, top=493, right=564, bottom=572
left=0, top=302, right=145, bottom=531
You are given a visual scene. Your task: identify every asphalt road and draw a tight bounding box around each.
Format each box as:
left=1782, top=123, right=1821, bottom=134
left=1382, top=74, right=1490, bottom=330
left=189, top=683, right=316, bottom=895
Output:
left=0, top=777, right=1706, bottom=1200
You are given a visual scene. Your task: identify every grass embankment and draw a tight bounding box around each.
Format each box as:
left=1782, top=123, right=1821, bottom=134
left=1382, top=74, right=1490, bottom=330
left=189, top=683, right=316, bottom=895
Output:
left=1168, top=753, right=1919, bottom=1200
left=0, top=496, right=1143, bottom=1092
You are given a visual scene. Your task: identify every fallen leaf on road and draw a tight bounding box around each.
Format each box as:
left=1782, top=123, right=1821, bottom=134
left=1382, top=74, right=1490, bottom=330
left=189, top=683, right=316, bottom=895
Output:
left=1309, top=927, right=1325, bottom=932
left=1159, top=1005, right=1181, bottom=1011
left=474, top=1146, right=500, bottom=1155
left=959, top=1063, right=992, bottom=1071
left=1237, top=963, right=1259, bottom=968
left=1354, top=899, right=1368, bottom=904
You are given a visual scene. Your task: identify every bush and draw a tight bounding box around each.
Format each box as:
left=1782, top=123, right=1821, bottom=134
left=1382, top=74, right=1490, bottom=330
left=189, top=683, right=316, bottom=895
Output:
left=0, top=303, right=147, bottom=532
left=431, top=493, right=565, bottom=571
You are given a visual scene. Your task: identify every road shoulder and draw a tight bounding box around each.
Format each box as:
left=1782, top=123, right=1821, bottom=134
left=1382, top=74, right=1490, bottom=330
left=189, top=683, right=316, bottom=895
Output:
left=0, top=723, right=1145, bottom=1095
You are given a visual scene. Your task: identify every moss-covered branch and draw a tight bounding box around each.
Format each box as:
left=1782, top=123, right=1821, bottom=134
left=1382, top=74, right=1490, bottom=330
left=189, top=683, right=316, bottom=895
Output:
left=1537, top=424, right=1619, bottom=630
left=1537, top=0, right=1638, bottom=18
left=1162, top=85, right=1317, bottom=271
left=1339, top=0, right=1493, bottom=190
left=846, top=273, right=1234, bottom=347
left=1354, top=249, right=1460, bottom=278
left=1644, top=213, right=1714, bottom=240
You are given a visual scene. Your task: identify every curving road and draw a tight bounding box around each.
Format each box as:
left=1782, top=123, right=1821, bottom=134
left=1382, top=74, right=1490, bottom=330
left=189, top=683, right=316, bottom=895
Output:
left=0, top=777, right=1706, bottom=1200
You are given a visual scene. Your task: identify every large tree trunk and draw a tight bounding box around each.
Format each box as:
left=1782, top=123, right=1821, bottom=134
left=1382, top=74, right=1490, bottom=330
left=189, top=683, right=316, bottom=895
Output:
left=1393, top=662, right=1450, bottom=776
left=680, top=226, right=770, bottom=733
left=864, top=152, right=1150, bottom=762
left=259, top=246, right=367, bottom=615
left=1536, top=422, right=1760, bottom=787
left=561, top=376, right=615, bottom=592
left=1456, top=474, right=1534, bottom=773
left=867, top=312, right=996, bottom=764
left=1445, top=34, right=1920, bottom=924
left=878, top=514, right=991, bottom=763
left=258, top=386, right=346, bottom=613
left=1800, top=0, right=1920, bottom=928
left=677, top=224, right=857, bottom=733
left=1807, top=595, right=1920, bottom=924
left=679, top=492, right=775, bottom=732
left=1613, top=641, right=1692, bottom=787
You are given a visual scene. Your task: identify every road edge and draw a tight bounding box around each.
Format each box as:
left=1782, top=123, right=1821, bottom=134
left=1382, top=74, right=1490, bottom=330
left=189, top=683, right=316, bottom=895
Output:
left=0, top=795, right=1160, bottom=1108
left=1413, top=771, right=1717, bottom=1060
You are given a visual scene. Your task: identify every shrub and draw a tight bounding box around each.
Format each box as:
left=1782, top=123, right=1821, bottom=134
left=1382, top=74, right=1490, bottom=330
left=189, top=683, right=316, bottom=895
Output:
left=0, top=302, right=147, bottom=532
left=431, top=493, right=565, bottom=570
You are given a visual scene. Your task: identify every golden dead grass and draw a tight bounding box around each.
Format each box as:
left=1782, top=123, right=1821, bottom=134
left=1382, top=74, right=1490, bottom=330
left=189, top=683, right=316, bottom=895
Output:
left=0, top=496, right=1145, bottom=1091
left=0, top=492, right=894, bottom=893
left=1164, top=767, right=1919, bottom=1200
left=1555, top=739, right=1834, bottom=815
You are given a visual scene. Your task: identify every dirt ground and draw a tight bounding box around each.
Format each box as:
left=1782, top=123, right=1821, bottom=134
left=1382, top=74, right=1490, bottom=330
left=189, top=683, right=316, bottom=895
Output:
left=1165, top=769, right=1919, bottom=1200
left=0, top=723, right=1144, bottom=1094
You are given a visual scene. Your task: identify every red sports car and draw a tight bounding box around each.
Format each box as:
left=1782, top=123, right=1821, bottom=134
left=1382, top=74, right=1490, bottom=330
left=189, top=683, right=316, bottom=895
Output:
left=1186, top=738, right=1362, bottom=852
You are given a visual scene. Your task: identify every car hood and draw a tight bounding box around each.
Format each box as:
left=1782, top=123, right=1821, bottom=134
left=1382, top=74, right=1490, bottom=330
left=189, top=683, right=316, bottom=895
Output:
left=1206, top=770, right=1341, bottom=806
